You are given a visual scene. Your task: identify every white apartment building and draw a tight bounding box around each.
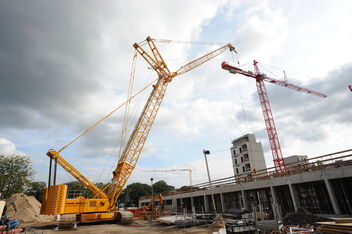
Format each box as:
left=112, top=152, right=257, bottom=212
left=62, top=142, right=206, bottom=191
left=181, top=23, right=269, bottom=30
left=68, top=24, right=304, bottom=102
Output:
left=231, top=133, right=266, bottom=176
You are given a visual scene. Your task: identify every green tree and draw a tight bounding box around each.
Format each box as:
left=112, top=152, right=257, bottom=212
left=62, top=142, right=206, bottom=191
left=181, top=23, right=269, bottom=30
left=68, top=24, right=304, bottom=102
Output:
left=120, top=182, right=151, bottom=207
left=152, top=180, right=175, bottom=194
left=25, top=181, right=46, bottom=202
left=0, top=154, right=34, bottom=198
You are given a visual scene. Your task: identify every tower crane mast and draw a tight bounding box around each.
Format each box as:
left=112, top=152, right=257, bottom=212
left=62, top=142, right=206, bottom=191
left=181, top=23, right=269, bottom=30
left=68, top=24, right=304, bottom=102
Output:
left=222, top=61, right=326, bottom=173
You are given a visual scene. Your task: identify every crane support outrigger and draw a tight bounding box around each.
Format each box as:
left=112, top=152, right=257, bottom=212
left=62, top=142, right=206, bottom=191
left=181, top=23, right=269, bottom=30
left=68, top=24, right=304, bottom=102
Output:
left=40, top=36, right=235, bottom=223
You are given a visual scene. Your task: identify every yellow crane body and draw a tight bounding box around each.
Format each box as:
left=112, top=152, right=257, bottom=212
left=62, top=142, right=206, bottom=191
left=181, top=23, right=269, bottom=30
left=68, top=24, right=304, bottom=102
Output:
left=40, top=36, right=235, bottom=223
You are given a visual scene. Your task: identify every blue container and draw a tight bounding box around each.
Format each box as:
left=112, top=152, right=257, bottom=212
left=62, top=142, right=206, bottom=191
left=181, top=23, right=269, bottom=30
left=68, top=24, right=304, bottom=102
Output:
left=6, top=219, right=20, bottom=229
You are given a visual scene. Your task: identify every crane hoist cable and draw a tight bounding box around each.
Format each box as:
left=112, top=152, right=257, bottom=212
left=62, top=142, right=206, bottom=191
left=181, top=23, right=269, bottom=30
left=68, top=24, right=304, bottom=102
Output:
left=57, top=77, right=158, bottom=154
left=119, top=50, right=138, bottom=158
left=94, top=51, right=139, bottom=185
left=41, top=37, right=236, bottom=222
left=152, top=38, right=230, bottom=47
left=231, top=53, right=249, bottom=133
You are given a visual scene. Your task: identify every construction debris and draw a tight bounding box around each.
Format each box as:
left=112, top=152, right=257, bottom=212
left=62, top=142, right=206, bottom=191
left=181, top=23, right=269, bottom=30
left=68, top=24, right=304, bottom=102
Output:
left=224, top=209, right=255, bottom=233
left=282, top=208, right=330, bottom=226
left=208, top=216, right=225, bottom=234
left=0, top=216, right=22, bottom=234
left=316, top=218, right=352, bottom=233
left=5, top=193, right=51, bottom=223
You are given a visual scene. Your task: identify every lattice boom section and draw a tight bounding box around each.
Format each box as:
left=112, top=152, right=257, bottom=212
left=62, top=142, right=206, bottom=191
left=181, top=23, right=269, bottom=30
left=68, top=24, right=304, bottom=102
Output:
left=109, top=78, right=169, bottom=207
left=256, top=79, right=286, bottom=172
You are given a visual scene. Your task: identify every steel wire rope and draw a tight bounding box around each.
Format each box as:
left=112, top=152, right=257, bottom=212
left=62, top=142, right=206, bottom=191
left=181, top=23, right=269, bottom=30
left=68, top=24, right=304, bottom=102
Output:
left=93, top=50, right=138, bottom=186
left=259, top=63, right=319, bottom=152
left=231, top=53, right=249, bottom=133
left=57, top=78, right=158, bottom=154
left=119, top=50, right=138, bottom=158
left=153, top=38, right=226, bottom=46
left=103, top=62, right=155, bottom=185
left=301, top=94, right=318, bottom=143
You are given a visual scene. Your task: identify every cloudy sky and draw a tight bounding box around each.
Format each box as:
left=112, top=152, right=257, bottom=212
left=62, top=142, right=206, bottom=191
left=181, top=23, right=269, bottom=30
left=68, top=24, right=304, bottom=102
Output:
left=0, top=0, right=351, bottom=188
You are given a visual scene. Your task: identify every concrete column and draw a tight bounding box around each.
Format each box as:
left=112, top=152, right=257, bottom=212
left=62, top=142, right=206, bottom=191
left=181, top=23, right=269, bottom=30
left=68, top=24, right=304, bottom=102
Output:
left=241, top=189, right=248, bottom=209
left=220, top=192, right=225, bottom=212
left=270, top=186, right=279, bottom=221
left=324, top=179, right=341, bottom=215
left=191, top=196, right=195, bottom=214
left=204, top=194, right=209, bottom=213
left=172, top=197, right=177, bottom=210
left=288, top=183, right=300, bottom=211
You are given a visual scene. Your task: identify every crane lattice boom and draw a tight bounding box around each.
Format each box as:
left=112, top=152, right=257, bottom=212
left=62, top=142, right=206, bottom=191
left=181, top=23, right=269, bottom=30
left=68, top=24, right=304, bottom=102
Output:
left=40, top=36, right=235, bottom=223
left=221, top=60, right=327, bottom=173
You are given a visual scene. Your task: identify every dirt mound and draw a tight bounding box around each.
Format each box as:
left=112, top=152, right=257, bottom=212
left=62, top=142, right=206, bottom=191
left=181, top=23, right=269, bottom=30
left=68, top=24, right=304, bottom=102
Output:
left=5, top=193, right=52, bottom=223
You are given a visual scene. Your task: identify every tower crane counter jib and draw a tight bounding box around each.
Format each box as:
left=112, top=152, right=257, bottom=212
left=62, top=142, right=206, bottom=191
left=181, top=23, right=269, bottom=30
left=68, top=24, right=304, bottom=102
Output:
left=40, top=36, right=235, bottom=224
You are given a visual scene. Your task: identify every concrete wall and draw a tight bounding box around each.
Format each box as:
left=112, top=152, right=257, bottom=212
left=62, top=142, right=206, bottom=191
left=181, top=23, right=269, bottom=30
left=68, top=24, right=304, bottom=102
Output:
left=139, top=164, right=352, bottom=216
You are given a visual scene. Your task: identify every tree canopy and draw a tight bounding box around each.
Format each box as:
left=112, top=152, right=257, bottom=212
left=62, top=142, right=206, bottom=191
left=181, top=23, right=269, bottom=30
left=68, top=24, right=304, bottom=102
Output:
left=118, top=180, right=175, bottom=207
left=120, top=182, right=151, bottom=207
left=152, top=180, right=175, bottom=194
left=25, top=181, right=46, bottom=201
left=0, top=154, right=34, bottom=198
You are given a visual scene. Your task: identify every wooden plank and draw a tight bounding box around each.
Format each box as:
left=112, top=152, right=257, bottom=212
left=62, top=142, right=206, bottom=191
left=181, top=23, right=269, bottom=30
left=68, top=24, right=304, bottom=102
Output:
left=335, top=218, right=352, bottom=224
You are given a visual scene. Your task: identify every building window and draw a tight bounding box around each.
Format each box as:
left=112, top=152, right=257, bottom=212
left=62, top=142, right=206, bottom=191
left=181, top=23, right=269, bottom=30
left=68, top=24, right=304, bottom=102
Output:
left=165, top=199, right=172, bottom=205
left=239, top=147, right=242, bottom=153
left=233, top=149, right=236, bottom=155
left=236, top=168, right=239, bottom=174
left=242, top=166, right=245, bottom=172
left=244, top=153, right=249, bottom=161
left=242, top=144, right=247, bottom=152
left=235, top=159, right=237, bottom=164
left=241, top=157, right=243, bottom=163
left=245, top=163, right=251, bottom=171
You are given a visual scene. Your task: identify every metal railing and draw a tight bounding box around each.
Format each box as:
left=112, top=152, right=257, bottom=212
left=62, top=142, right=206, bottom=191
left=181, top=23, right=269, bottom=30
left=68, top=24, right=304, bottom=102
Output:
left=141, top=149, right=352, bottom=198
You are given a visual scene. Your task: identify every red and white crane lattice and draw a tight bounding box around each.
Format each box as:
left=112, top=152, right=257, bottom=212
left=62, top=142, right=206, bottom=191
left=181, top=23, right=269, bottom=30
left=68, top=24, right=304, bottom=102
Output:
left=222, top=60, right=327, bottom=173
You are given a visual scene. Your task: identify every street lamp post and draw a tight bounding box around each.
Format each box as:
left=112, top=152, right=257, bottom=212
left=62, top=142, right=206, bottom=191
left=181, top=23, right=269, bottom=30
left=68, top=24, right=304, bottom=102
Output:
left=203, top=149, right=217, bottom=214
left=150, top=177, right=154, bottom=219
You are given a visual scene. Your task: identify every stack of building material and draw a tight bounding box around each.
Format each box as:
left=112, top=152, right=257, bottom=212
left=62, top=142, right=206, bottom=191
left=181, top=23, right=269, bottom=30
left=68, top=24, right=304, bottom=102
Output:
left=316, top=218, right=352, bottom=233
left=0, top=216, right=22, bottom=233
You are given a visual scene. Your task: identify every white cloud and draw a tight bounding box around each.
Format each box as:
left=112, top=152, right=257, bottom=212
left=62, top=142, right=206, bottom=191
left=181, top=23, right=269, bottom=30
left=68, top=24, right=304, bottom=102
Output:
left=1, top=0, right=352, bottom=189
left=0, top=138, right=23, bottom=156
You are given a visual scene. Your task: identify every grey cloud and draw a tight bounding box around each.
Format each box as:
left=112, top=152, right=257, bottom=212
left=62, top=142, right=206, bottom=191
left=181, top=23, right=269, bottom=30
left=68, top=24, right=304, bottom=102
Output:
left=243, top=63, right=352, bottom=144
left=267, top=63, right=352, bottom=124
left=235, top=107, right=261, bottom=122
left=0, top=1, right=110, bottom=129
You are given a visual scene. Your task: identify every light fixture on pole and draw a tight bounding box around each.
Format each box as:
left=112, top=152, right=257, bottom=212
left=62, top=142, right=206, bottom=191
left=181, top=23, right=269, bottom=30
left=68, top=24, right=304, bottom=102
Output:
left=203, top=149, right=217, bottom=214
left=150, top=177, right=154, bottom=219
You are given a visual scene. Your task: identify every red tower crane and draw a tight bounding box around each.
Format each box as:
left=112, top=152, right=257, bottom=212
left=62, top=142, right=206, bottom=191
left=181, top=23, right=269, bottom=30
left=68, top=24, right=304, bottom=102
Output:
left=222, top=60, right=327, bottom=173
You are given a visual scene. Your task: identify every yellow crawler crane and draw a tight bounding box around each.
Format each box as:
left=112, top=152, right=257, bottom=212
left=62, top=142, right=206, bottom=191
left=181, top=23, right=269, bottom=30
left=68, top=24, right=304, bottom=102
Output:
left=40, top=36, right=235, bottom=223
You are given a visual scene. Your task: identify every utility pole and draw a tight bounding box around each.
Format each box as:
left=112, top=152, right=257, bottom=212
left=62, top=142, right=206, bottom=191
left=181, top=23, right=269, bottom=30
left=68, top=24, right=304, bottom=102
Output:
left=203, top=150, right=217, bottom=214
left=150, top=177, right=154, bottom=220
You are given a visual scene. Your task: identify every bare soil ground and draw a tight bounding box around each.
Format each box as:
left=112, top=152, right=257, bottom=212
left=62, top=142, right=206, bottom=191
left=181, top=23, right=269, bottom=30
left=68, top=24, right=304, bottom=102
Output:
left=27, top=219, right=209, bottom=234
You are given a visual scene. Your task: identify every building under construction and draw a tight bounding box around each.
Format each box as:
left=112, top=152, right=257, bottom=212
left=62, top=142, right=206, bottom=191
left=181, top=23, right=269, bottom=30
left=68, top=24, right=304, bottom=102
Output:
left=139, top=148, right=352, bottom=219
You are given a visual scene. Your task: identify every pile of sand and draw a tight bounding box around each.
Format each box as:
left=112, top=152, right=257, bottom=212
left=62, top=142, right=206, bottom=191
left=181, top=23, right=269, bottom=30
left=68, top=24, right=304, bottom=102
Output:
left=5, top=193, right=52, bottom=223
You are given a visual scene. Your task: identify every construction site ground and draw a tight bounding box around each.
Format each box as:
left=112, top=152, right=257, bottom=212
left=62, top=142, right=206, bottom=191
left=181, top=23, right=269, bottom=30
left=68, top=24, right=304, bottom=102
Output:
left=28, top=219, right=209, bottom=234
